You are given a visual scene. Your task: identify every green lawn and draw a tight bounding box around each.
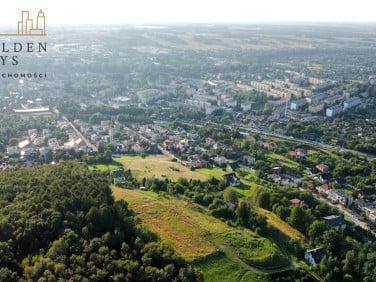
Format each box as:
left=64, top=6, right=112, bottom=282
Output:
left=196, top=167, right=227, bottom=179
left=88, top=163, right=120, bottom=172
left=267, top=153, right=300, bottom=169
left=113, top=155, right=143, bottom=161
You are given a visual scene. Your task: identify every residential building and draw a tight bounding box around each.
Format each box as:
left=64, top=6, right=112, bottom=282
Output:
left=316, top=164, right=330, bottom=173
left=316, top=183, right=331, bottom=194
left=290, top=98, right=308, bottom=110
left=308, top=103, right=325, bottom=113
left=326, top=104, right=343, bottom=117
left=6, top=146, right=19, bottom=156
left=324, top=94, right=343, bottom=105
left=328, top=189, right=353, bottom=207
left=304, top=248, right=328, bottom=265
left=289, top=198, right=304, bottom=205
left=21, top=148, right=34, bottom=158
left=323, top=215, right=347, bottom=231
left=344, top=97, right=361, bottom=109
left=222, top=173, right=241, bottom=187
left=111, top=168, right=126, bottom=184
left=48, top=138, right=59, bottom=149
left=212, top=156, right=228, bottom=167
left=243, top=156, right=256, bottom=166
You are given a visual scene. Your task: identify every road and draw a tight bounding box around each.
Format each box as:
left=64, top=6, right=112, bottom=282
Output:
left=62, top=115, right=98, bottom=152
left=235, top=124, right=375, bottom=160
left=178, top=119, right=374, bottom=160
left=313, top=193, right=375, bottom=236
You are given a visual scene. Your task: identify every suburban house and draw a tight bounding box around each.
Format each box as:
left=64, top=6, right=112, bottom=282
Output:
left=328, top=189, right=353, bottom=207
left=304, top=247, right=328, bottom=265
left=355, top=200, right=376, bottom=222
left=308, top=167, right=321, bottom=177
left=111, top=168, right=126, bottom=184
left=319, top=172, right=334, bottom=183
left=316, top=163, right=330, bottom=173
left=289, top=148, right=307, bottom=159
left=222, top=173, right=241, bottom=187
left=260, top=141, right=278, bottom=150
left=228, top=162, right=241, bottom=171
left=6, top=146, right=19, bottom=156
left=289, top=198, right=304, bottom=205
left=316, top=183, right=331, bottom=194
left=184, top=155, right=207, bottom=169
left=323, top=215, right=347, bottom=231
left=211, top=156, right=228, bottom=167
left=243, top=155, right=256, bottom=166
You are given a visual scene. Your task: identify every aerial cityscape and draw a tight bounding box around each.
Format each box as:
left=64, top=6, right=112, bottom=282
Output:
left=1, top=2, right=376, bottom=281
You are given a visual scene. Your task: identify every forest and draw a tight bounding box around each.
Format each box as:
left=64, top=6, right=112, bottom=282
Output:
left=0, top=161, right=202, bottom=281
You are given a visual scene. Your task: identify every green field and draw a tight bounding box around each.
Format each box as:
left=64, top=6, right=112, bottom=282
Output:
left=193, top=253, right=246, bottom=282
left=112, top=186, right=223, bottom=259
left=89, top=163, right=120, bottom=172
left=223, top=230, right=290, bottom=269
left=267, top=152, right=300, bottom=169
left=112, top=187, right=292, bottom=278
left=195, top=167, right=228, bottom=179
left=194, top=252, right=272, bottom=282
left=239, top=271, right=272, bottom=282
left=114, top=155, right=208, bottom=181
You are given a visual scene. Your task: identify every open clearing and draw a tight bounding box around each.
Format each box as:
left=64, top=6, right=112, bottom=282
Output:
left=112, top=187, right=294, bottom=275
left=112, top=186, right=222, bottom=260
left=114, top=155, right=208, bottom=181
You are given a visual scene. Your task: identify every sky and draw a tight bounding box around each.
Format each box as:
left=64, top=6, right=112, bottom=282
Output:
left=0, top=0, right=376, bottom=26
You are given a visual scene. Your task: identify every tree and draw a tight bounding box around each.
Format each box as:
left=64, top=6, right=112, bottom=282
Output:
left=223, top=188, right=238, bottom=205
left=323, top=228, right=342, bottom=256
left=308, top=220, right=329, bottom=244
left=236, top=201, right=250, bottom=226
left=288, top=205, right=310, bottom=234
left=256, top=191, right=271, bottom=210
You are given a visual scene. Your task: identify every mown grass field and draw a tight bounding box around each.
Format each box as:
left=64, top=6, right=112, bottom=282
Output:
left=114, top=155, right=208, bottom=181
left=195, top=167, right=228, bottom=179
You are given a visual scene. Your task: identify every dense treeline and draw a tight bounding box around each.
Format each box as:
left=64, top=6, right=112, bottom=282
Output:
left=0, top=161, right=202, bottom=281
left=57, top=100, right=154, bottom=125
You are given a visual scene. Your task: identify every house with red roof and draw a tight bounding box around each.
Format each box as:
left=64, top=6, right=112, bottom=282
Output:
left=289, top=198, right=304, bottom=205
left=316, top=183, right=331, bottom=195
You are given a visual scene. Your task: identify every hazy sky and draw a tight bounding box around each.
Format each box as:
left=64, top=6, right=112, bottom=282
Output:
left=0, top=0, right=376, bottom=26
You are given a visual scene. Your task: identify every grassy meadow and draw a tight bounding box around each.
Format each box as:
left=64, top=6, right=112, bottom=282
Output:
left=112, top=186, right=221, bottom=260
left=112, top=186, right=296, bottom=281
left=114, top=155, right=208, bottom=181
left=98, top=155, right=309, bottom=280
